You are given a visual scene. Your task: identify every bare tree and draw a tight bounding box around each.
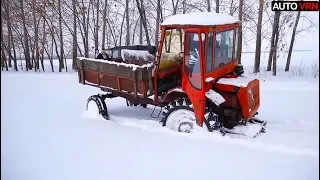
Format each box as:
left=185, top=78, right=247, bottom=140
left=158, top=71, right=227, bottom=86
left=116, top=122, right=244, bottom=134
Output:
left=10, top=28, right=18, bottom=71
left=72, top=0, right=78, bottom=70
left=1, top=24, right=9, bottom=71
left=125, top=0, right=130, bottom=45
left=78, top=0, right=92, bottom=57
left=139, top=18, right=143, bottom=44
left=206, top=0, right=211, bottom=12
left=119, top=11, right=126, bottom=46
left=57, top=0, right=65, bottom=71
left=285, top=10, right=301, bottom=72
left=19, top=0, right=32, bottom=70
left=215, top=0, right=219, bottom=13
left=237, top=0, right=243, bottom=64
left=267, top=10, right=281, bottom=76
left=253, top=0, right=264, bottom=73
left=94, top=0, right=100, bottom=56
left=136, top=0, right=151, bottom=45
left=32, top=0, right=40, bottom=71
left=267, top=10, right=280, bottom=72
left=101, top=0, right=108, bottom=49
left=4, top=0, right=17, bottom=70
left=154, top=0, right=161, bottom=49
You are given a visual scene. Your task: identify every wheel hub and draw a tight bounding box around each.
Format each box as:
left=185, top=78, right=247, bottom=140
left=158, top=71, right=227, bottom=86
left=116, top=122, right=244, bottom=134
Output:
left=166, top=109, right=196, bottom=133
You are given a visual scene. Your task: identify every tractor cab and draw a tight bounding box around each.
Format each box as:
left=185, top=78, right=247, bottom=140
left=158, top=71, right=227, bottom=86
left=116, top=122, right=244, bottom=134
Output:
left=155, top=12, right=241, bottom=89
left=155, top=12, right=242, bottom=101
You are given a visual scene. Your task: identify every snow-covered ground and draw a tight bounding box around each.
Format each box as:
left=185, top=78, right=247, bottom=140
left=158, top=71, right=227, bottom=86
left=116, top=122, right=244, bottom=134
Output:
left=1, top=62, right=319, bottom=180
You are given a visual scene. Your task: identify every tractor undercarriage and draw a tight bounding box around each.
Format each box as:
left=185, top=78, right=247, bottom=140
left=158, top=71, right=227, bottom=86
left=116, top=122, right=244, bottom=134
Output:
left=86, top=94, right=267, bottom=138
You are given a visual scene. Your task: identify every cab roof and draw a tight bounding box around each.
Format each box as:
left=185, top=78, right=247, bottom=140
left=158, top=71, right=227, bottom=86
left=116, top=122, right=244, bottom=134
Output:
left=161, top=12, right=240, bottom=27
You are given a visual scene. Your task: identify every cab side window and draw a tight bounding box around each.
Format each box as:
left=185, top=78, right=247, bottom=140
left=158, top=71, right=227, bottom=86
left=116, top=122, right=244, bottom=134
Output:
left=184, top=32, right=201, bottom=90
left=206, top=32, right=214, bottom=73
left=214, top=30, right=234, bottom=69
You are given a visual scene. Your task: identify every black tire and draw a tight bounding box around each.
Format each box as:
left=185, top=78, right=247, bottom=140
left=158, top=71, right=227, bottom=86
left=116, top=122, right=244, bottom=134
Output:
left=141, top=104, right=147, bottom=108
left=86, top=95, right=109, bottom=120
left=161, top=98, right=209, bottom=133
left=161, top=98, right=192, bottom=126
left=161, top=97, right=223, bottom=133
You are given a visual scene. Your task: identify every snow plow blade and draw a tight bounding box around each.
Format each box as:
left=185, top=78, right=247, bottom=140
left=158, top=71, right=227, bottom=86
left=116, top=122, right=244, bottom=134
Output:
left=221, top=118, right=267, bottom=138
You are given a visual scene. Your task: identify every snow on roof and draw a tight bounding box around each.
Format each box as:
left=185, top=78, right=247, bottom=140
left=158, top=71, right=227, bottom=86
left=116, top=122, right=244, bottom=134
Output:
left=161, top=12, right=240, bottom=26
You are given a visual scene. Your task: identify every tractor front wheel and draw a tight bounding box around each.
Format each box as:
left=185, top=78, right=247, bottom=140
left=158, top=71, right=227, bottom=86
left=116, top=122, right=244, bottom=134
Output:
left=161, top=98, right=209, bottom=133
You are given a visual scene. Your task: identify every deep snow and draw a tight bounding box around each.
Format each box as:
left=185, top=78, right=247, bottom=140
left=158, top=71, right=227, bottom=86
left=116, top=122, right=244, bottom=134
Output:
left=1, top=70, right=319, bottom=180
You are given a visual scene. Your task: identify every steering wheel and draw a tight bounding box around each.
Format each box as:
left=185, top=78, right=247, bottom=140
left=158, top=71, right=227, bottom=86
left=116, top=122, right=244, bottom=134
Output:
left=178, top=52, right=184, bottom=59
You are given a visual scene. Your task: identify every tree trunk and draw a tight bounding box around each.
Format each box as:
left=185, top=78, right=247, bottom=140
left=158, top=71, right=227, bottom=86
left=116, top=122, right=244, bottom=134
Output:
left=237, top=0, right=243, bottom=64
left=206, top=0, right=211, bottom=12
left=19, top=0, right=32, bottom=70
left=41, top=14, right=46, bottom=72
left=139, top=18, right=143, bottom=44
left=1, top=25, right=9, bottom=71
left=5, top=0, right=17, bottom=71
left=285, top=10, right=301, bottom=72
left=64, top=58, right=68, bottom=72
left=80, top=0, right=91, bottom=58
left=10, top=31, right=18, bottom=71
left=85, top=2, right=92, bottom=58
left=155, top=0, right=161, bottom=49
left=95, top=0, right=99, bottom=55
left=125, top=0, right=130, bottom=46
left=53, top=35, right=61, bottom=69
left=267, top=12, right=280, bottom=71
left=45, top=18, right=56, bottom=72
left=58, top=0, right=65, bottom=72
left=40, top=49, right=45, bottom=72
left=267, top=11, right=281, bottom=74
left=215, top=0, right=219, bottom=13
left=30, top=42, right=35, bottom=69
left=253, top=0, right=264, bottom=73
left=101, top=0, right=108, bottom=49
left=72, top=0, right=78, bottom=70
left=119, top=11, right=126, bottom=46
left=182, top=0, right=186, bottom=13
left=132, top=17, right=139, bottom=44
left=136, top=0, right=151, bottom=45
left=272, top=13, right=280, bottom=76
left=44, top=45, right=54, bottom=72
left=5, top=0, right=12, bottom=68
left=32, top=0, right=40, bottom=71
left=1, top=50, right=9, bottom=71
left=229, top=0, right=234, bottom=15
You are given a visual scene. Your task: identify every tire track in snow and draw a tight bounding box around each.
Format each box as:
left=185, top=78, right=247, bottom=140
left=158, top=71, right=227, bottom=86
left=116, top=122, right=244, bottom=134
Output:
left=83, top=112, right=319, bottom=157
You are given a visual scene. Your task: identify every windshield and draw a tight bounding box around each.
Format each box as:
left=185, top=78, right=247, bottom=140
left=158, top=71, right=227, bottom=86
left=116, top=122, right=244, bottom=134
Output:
left=112, top=50, right=120, bottom=58
left=162, top=29, right=184, bottom=54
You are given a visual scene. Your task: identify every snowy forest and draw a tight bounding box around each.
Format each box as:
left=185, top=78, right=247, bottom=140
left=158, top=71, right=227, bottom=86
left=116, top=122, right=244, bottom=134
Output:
left=1, top=0, right=319, bottom=75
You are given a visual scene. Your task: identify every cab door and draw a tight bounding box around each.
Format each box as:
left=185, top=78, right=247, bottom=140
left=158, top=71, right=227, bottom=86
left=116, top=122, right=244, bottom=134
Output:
left=182, top=29, right=206, bottom=127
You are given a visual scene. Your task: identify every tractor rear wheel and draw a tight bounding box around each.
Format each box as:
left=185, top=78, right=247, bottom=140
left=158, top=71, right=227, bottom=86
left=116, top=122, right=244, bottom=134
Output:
left=161, top=98, right=210, bottom=133
left=86, top=95, right=109, bottom=120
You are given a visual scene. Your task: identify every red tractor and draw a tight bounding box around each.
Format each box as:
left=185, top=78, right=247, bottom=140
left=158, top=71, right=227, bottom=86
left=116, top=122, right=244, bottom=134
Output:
left=76, top=12, right=266, bottom=137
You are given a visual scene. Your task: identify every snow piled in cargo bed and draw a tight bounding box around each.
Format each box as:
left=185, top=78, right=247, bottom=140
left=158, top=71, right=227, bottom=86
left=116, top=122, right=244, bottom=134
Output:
left=121, top=49, right=155, bottom=62
left=78, top=57, right=154, bottom=71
